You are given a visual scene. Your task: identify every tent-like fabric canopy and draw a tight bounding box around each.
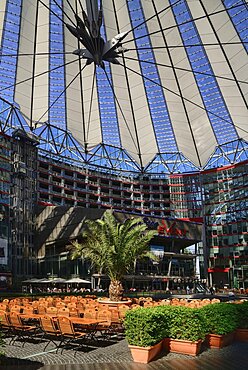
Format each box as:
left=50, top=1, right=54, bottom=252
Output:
left=0, top=0, right=247, bottom=172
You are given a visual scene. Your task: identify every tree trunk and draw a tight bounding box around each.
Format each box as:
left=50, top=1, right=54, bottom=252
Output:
left=109, top=279, right=124, bottom=301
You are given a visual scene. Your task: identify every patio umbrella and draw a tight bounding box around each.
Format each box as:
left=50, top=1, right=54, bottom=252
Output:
left=66, top=278, right=91, bottom=284
left=50, top=278, right=67, bottom=283
left=22, top=278, right=43, bottom=283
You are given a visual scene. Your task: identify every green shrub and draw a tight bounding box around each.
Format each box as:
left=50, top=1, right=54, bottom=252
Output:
left=158, top=306, right=208, bottom=342
left=201, top=303, right=239, bottom=335
left=234, top=301, right=248, bottom=329
left=124, top=307, right=169, bottom=347
left=124, top=305, right=208, bottom=346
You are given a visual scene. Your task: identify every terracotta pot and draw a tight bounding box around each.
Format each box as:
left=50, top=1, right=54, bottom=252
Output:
left=163, top=337, right=170, bottom=352
left=235, top=328, right=248, bottom=342
left=206, top=332, right=234, bottom=348
left=169, top=338, right=202, bottom=356
left=128, top=340, right=162, bottom=363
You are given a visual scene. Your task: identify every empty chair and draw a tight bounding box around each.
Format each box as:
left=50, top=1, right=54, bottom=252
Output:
left=97, top=304, right=109, bottom=311
left=145, top=297, right=153, bottom=302
left=0, top=303, right=8, bottom=311
left=153, top=302, right=161, bottom=307
left=109, top=308, right=123, bottom=335
left=130, top=303, right=141, bottom=314
left=22, top=306, right=34, bottom=315
left=31, top=301, right=39, bottom=309
left=37, top=305, right=47, bottom=315
left=39, top=315, right=61, bottom=352
left=22, top=298, right=31, bottom=305
left=38, top=298, right=46, bottom=304
left=96, top=310, right=112, bottom=337
left=57, top=316, right=88, bottom=354
left=58, top=307, right=70, bottom=317
left=8, top=312, right=38, bottom=346
left=83, top=308, right=97, bottom=319
left=118, top=305, right=130, bottom=320
left=143, top=301, right=154, bottom=307
left=46, top=307, right=58, bottom=315
left=0, top=310, right=13, bottom=337
left=67, top=302, right=77, bottom=309
left=211, top=298, right=220, bottom=304
left=69, top=307, right=79, bottom=317
left=56, top=302, right=66, bottom=308
left=9, top=305, right=21, bottom=313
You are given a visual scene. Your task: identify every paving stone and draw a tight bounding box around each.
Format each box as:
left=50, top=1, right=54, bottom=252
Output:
left=2, top=336, right=248, bottom=370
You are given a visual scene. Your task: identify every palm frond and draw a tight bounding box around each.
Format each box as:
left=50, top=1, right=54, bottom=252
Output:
left=69, top=210, right=157, bottom=282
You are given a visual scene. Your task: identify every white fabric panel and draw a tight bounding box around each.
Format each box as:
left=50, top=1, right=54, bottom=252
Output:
left=103, top=0, right=158, bottom=167
left=0, top=0, right=7, bottom=46
left=32, top=2, right=49, bottom=123
left=190, top=0, right=248, bottom=142
left=64, top=0, right=102, bottom=148
left=142, top=0, right=216, bottom=167
left=15, top=0, right=49, bottom=125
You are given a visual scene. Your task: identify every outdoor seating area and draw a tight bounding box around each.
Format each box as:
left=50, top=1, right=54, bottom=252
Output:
left=0, top=295, right=130, bottom=355
left=1, top=293, right=246, bottom=353
left=1, top=295, right=248, bottom=369
left=0, top=294, right=231, bottom=352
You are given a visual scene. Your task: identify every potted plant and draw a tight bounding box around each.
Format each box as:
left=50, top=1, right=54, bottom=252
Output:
left=69, top=210, right=157, bottom=301
left=201, top=302, right=238, bottom=348
left=124, top=307, right=169, bottom=363
left=234, top=301, right=248, bottom=341
left=163, top=306, right=207, bottom=356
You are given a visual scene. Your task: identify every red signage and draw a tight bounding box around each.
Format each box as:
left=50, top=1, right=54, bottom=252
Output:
left=208, top=267, right=230, bottom=273
left=157, top=220, right=188, bottom=237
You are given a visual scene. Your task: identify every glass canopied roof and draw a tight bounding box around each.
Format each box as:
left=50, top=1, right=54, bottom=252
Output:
left=0, top=0, right=247, bottom=174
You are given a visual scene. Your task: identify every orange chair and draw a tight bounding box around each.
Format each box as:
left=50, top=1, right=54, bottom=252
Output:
left=67, top=302, right=77, bottom=309
left=37, top=305, right=47, bottom=315
left=22, top=306, right=34, bottom=315
left=83, top=308, right=97, bottom=319
left=143, top=301, right=154, bottom=307
left=69, top=307, right=79, bottom=317
left=0, top=303, right=8, bottom=311
left=56, top=302, right=66, bottom=308
left=130, top=303, right=141, bottom=309
left=118, top=305, right=130, bottom=319
left=9, top=305, right=21, bottom=313
left=58, top=307, right=70, bottom=317
left=96, top=310, right=112, bottom=336
left=39, top=315, right=61, bottom=352
left=46, top=307, right=58, bottom=315
left=57, top=316, right=88, bottom=354
left=8, top=312, right=38, bottom=346
left=0, top=310, right=13, bottom=337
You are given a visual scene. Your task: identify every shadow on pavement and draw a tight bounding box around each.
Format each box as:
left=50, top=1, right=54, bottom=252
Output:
left=0, top=356, right=44, bottom=370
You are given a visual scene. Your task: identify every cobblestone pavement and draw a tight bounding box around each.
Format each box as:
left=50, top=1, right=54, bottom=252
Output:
left=2, top=336, right=248, bottom=370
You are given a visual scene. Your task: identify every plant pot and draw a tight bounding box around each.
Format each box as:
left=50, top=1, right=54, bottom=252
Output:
left=206, top=332, right=234, bottom=349
left=128, top=341, right=162, bottom=363
left=235, top=329, right=248, bottom=342
left=168, top=338, right=202, bottom=356
left=163, top=337, right=170, bottom=352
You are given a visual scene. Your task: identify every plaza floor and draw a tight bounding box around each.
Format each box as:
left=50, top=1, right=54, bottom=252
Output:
left=2, top=335, right=248, bottom=370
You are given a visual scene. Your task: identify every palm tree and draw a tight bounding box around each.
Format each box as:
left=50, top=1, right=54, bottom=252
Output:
left=70, top=210, right=157, bottom=301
